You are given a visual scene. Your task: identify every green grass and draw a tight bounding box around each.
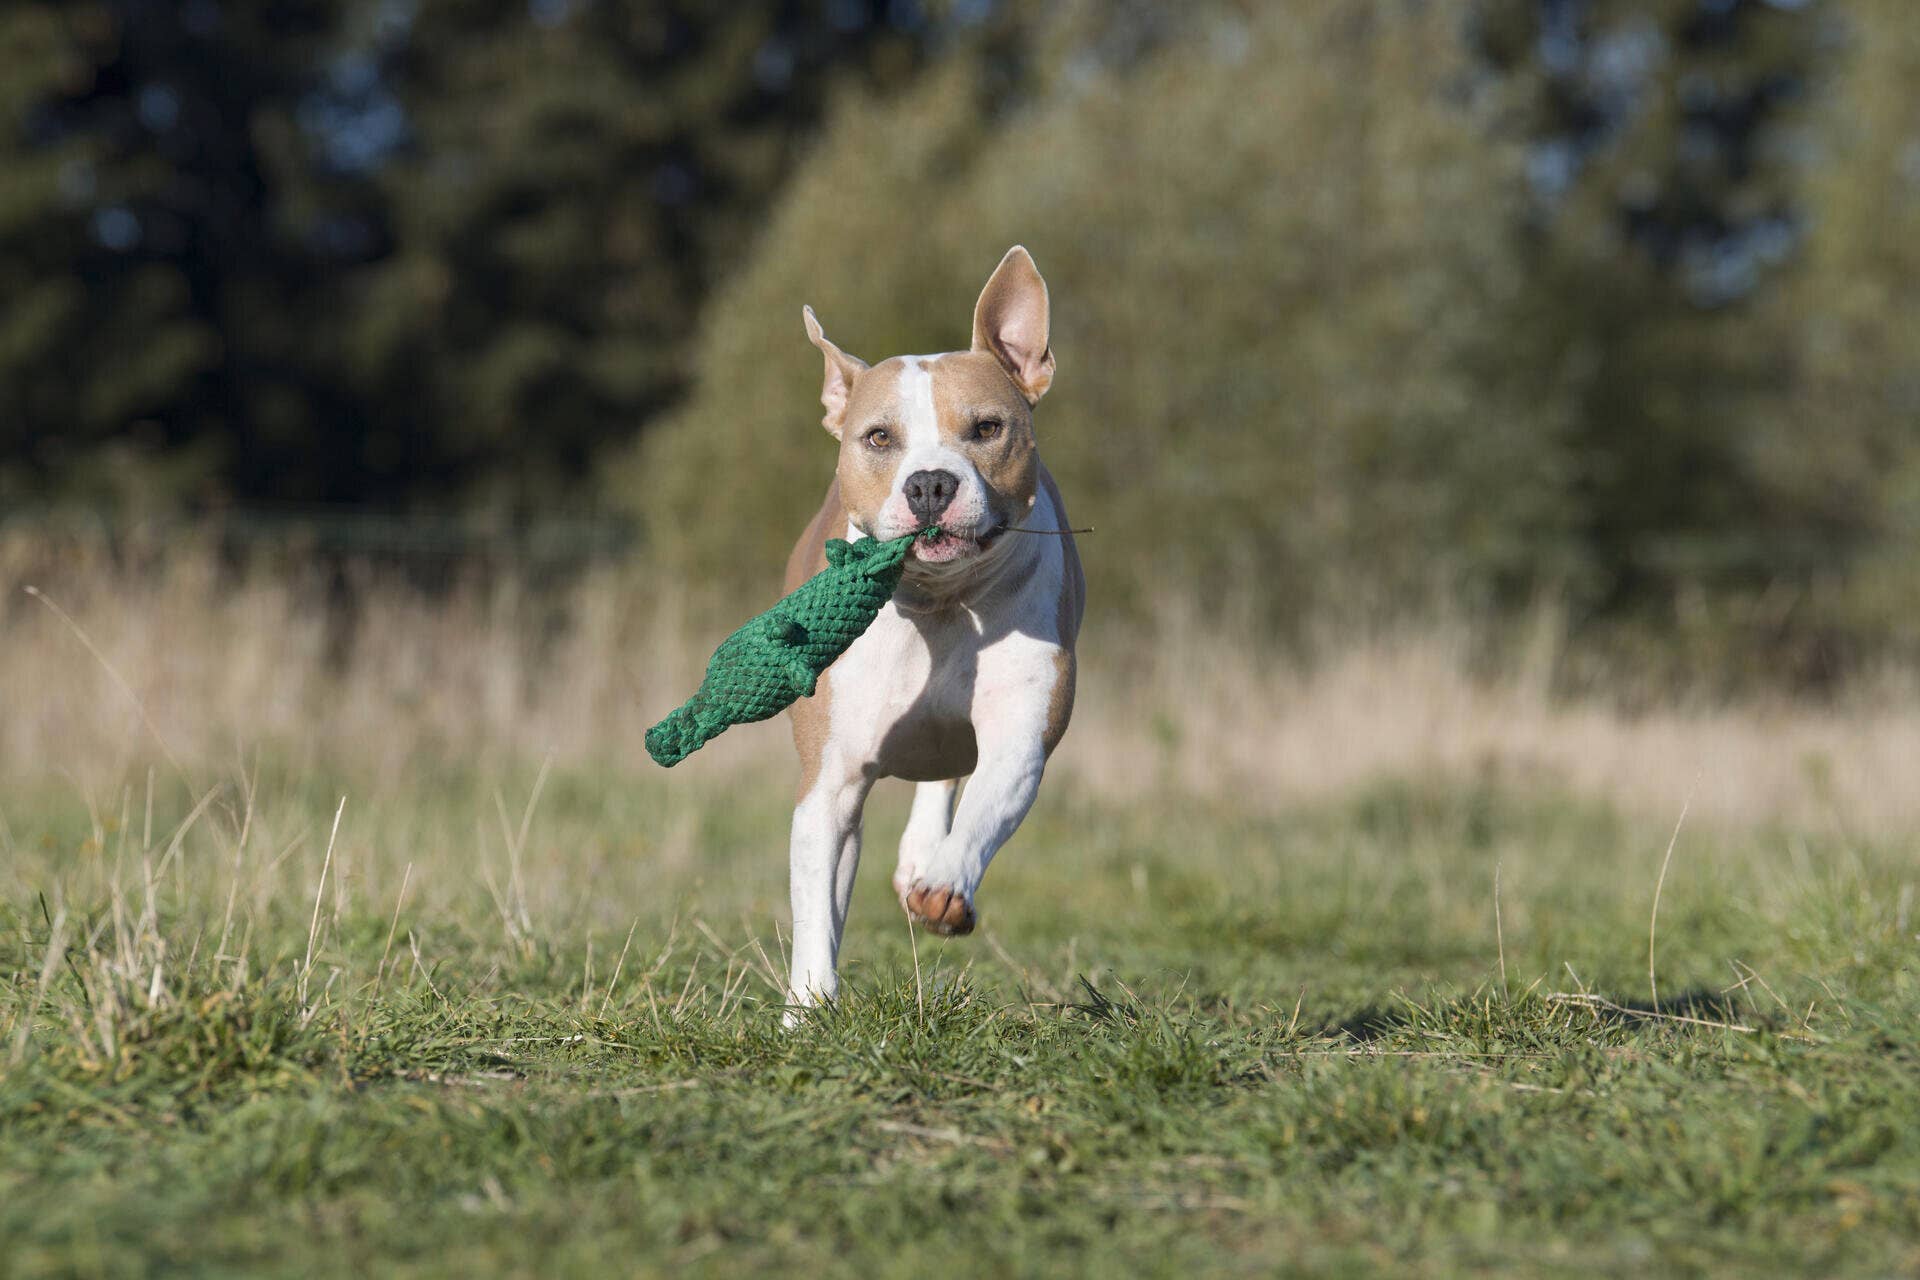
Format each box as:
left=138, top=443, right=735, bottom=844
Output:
left=2, top=761, right=1917, bottom=1278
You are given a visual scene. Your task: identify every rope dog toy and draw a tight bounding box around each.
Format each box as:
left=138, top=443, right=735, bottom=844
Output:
left=645, top=529, right=932, bottom=767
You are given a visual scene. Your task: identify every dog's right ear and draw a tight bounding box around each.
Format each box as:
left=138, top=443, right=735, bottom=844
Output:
left=803, top=306, right=868, bottom=440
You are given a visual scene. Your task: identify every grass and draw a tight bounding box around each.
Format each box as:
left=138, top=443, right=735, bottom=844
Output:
left=2, top=536, right=1917, bottom=1275
left=4, top=757, right=1917, bottom=1278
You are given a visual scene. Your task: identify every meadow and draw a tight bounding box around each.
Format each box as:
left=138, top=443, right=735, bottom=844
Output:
left=3, top=536, right=1917, bottom=1277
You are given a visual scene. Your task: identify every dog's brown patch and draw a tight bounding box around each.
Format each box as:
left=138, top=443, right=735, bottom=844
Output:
left=832, top=360, right=911, bottom=532
left=928, top=351, right=1038, bottom=523
left=1044, top=649, right=1076, bottom=756
left=1041, top=466, right=1084, bottom=754
left=786, top=479, right=848, bottom=799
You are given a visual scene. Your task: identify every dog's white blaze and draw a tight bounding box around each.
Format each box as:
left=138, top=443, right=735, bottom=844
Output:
left=896, top=356, right=940, bottom=455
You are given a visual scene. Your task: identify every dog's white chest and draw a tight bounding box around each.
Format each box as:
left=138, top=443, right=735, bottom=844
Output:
left=826, top=602, right=985, bottom=780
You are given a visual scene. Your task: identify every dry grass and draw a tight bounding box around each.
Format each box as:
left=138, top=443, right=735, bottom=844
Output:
left=1073, top=602, right=1920, bottom=833
left=4, top=528, right=1917, bottom=833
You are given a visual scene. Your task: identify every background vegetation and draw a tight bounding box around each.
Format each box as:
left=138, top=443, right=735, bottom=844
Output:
left=628, top=0, right=1920, bottom=679
left=0, top=0, right=926, bottom=510
left=4, top=0, right=1919, bottom=675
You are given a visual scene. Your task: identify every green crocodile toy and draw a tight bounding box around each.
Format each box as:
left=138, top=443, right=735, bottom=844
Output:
left=645, top=529, right=930, bottom=767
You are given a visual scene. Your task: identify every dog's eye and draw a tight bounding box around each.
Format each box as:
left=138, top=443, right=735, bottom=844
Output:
left=973, top=419, right=1003, bottom=442
left=863, top=427, right=892, bottom=449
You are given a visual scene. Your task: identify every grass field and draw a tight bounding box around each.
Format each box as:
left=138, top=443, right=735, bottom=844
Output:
left=4, top=758, right=1916, bottom=1278
left=2, top=545, right=1918, bottom=1276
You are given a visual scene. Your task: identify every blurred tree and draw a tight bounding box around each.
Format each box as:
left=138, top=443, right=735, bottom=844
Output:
left=339, top=0, right=931, bottom=510
left=7, top=0, right=1920, bottom=674
left=619, top=1, right=1583, bottom=618
left=620, top=0, right=1920, bottom=677
left=0, top=1, right=346, bottom=510
left=1476, top=0, right=1815, bottom=302
left=0, top=0, right=932, bottom=512
left=1750, top=0, right=1920, bottom=659
left=1475, top=0, right=1826, bottom=617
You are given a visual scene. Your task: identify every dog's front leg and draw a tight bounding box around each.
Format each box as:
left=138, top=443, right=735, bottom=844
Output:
left=785, top=764, right=870, bottom=1023
left=899, top=710, right=1050, bottom=936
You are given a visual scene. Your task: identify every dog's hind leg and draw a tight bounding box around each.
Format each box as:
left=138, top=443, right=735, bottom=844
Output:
left=893, top=778, right=960, bottom=906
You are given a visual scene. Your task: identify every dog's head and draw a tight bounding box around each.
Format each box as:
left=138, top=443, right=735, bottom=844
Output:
left=803, top=246, right=1054, bottom=566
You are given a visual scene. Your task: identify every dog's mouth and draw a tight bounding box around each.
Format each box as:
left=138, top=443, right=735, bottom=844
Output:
left=912, top=523, right=1002, bottom=564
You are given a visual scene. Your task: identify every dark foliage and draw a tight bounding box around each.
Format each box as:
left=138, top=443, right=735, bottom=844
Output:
left=0, top=0, right=931, bottom=510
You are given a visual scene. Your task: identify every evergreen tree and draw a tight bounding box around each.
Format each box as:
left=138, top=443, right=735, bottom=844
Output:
left=343, top=0, right=926, bottom=510
left=0, top=1, right=353, bottom=508
left=1755, top=0, right=1920, bottom=656
left=0, top=0, right=930, bottom=511
left=1475, top=0, right=1825, bottom=620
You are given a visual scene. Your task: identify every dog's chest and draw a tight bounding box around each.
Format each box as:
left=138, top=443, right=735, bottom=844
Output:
left=823, top=603, right=981, bottom=779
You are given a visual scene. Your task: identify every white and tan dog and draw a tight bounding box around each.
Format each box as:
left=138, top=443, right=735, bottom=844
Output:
left=780, top=246, right=1084, bottom=1016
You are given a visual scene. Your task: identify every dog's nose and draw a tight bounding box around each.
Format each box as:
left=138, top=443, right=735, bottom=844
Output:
left=902, top=469, right=959, bottom=524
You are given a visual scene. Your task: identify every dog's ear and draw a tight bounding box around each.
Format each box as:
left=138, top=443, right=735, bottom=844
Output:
left=971, top=245, right=1054, bottom=404
left=803, top=305, right=868, bottom=439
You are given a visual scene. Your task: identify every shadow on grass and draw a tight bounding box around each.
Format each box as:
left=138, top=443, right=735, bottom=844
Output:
left=1321, top=987, right=1753, bottom=1044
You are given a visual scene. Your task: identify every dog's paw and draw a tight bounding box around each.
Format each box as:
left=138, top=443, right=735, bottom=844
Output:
left=903, top=884, right=976, bottom=936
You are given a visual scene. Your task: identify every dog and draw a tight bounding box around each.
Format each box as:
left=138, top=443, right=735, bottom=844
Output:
left=781, top=246, right=1084, bottom=1017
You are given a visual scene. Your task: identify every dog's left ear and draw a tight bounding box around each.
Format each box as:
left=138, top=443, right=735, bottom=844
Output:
left=971, top=245, right=1054, bottom=404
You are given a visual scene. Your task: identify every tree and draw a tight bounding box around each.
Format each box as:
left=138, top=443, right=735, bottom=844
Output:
left=618, top=2, right=1579, bottom=619
left=0, top=1, right=350, bottom=509
left=1751, top=0, right=1920, bottom=657
left=336, top=0, right=930, bottom=510
left=1475, top=0, right=1826, bottom=618
left=0, top=0, right=932, bottom=511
